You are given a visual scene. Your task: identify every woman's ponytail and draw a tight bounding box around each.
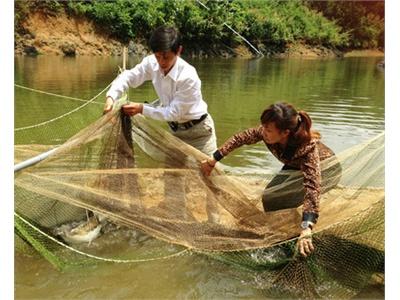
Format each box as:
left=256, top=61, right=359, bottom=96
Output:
left=260, top=102, right=321, bottom=146
left=291, top=111, right=320, bottom=145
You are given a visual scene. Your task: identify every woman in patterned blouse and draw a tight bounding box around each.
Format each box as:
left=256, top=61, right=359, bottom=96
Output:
left=201, top=102, right=341, bottom=257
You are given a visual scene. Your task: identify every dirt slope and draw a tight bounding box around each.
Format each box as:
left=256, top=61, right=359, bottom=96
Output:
left=15, top=11, right=148, bottom=56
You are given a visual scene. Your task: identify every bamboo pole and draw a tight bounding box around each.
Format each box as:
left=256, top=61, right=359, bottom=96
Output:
left=122, top=46, right=127, bottom=70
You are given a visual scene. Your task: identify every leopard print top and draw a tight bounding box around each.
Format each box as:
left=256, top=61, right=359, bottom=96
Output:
left=218, top=125, right=335, bottom=216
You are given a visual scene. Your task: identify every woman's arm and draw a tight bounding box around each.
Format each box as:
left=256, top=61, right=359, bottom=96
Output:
left=201, top=126, right=263, bottom=176
left=300, top=143, right=321, bottom=225
left=297, top=142, right=321, bottom=257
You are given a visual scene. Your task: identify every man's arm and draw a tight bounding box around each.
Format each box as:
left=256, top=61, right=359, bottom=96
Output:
left=142, top=77, right=202, bottom=122
left=122, top=102, right=143, bottom=116
left=104, top=57, right=152, bottom=113
left=120, top=81, right=199, bottom=120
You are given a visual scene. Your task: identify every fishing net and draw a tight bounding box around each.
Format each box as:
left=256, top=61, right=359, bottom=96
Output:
left=15, top=95, right=384, bottom=298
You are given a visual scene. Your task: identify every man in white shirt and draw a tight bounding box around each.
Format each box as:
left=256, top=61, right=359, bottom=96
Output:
left=104, top=25, right=217, bottom=156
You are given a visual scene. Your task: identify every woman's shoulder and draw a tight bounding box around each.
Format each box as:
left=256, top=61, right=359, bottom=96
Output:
left=298, top=138, right=335, bottom=159
left=297, top=138, right=318, bottom=152
left=294, top=138, right=326, bottom=158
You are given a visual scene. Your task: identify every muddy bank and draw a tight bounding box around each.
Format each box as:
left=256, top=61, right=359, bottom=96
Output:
left=15, top=11, right=383, bottom=59
left=343, top=49, right=384, bottom=57
left=15, top=11, right=150, bottom=57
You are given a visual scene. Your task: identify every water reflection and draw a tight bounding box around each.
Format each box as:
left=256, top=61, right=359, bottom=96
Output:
left=14, top=55, right=384, bottom=299
left=15, top=55, right=384, bottom=165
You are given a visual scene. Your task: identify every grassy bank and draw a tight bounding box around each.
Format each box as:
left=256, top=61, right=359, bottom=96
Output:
left=15, top=0, right=384, bottom=57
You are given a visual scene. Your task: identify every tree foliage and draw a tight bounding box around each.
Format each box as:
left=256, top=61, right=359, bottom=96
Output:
left=306, top=0, right=384, bottom=49
left=15, top=0, right=384, bottom=51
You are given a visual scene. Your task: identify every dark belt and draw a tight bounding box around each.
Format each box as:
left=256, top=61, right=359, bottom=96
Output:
left=168, top=114, right=208, bottom=132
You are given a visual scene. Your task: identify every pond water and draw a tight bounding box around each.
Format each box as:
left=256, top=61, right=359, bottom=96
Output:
left=14, top=55, right=384, bottom=299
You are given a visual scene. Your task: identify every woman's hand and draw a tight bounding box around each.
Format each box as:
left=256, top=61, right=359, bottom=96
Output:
left=122, top=102, right=143, bottom=116
left=297, top=227, right=314, bottom=257
left=201, top=158, right=217, bottom=176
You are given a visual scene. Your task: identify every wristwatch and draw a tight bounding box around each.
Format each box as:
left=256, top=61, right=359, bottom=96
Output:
left=300, top=221, right=314, bottom=230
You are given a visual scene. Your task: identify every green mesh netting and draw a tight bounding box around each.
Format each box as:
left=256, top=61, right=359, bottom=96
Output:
left=15, top=92, right=384, bottom=298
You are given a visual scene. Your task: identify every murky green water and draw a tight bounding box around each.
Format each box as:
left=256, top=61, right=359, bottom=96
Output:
left=14, top=55, right=384, bottom=299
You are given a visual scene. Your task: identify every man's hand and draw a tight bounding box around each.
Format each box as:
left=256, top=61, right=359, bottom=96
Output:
left=201, top=158, right=217, bottom=176
left=103, top=96, right=114, bottom=114
left=297, top=227, right=314, bottom=257
left=122, top=102, right=144, bottom=116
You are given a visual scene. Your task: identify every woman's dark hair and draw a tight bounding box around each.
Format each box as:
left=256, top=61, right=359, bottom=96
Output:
left=149, top=25, right=181, bottom=53
left=260, top=102, right=320, bottom=146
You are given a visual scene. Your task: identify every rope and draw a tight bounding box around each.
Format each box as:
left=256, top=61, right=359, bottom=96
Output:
left=15, top=212, right=189, bottom=264
left=195, top=0, right=264, bottom=57
left=15, top=83, right=112, bottom=132
left=15, top=84, right=105, bottom=105
left=222, top=22, right=264, bottom=57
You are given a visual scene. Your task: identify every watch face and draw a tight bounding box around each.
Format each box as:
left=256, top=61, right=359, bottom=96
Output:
left=301, top=221, right=309, bottom=229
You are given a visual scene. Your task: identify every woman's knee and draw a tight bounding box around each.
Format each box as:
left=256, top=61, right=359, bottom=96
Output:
left=262, top=190, right=304, bottom=212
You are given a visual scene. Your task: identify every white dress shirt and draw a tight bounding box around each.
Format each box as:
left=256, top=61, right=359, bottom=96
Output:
left=106, top=55, right=208, bottom=123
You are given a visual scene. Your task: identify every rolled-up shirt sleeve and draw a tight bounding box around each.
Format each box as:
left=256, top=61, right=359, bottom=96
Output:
left=106, top=57, right=152, bottom=101
left=300, top=143, right=321, bottom=223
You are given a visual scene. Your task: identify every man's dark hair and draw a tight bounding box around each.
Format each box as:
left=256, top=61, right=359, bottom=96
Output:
left=149, top=26, right=181, bottom=53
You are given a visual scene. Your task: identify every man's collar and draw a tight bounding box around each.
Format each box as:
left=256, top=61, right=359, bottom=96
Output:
left=165, top=57, right=180, bottom=81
